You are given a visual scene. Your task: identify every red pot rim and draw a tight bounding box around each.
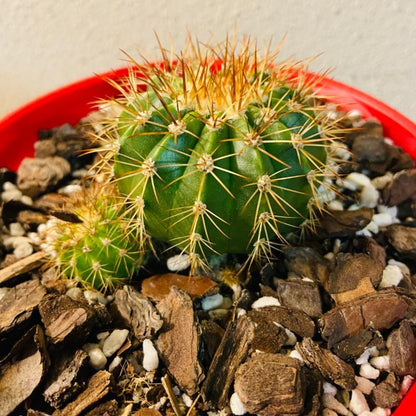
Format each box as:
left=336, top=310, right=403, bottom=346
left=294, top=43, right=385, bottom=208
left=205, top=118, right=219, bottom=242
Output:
left=0, top=67, right=415, bottom=415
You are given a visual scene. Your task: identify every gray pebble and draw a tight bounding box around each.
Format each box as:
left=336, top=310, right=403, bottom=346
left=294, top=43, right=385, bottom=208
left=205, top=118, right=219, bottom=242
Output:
left=102, top=329, right=129, bottom=357
left=87, top=346, right=107, bottom=370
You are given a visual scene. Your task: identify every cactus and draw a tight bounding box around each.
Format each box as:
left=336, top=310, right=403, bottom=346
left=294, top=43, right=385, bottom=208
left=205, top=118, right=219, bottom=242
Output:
left=45, top=185, right=144, bottom=292
left=98, top=38, right=345, bottom=272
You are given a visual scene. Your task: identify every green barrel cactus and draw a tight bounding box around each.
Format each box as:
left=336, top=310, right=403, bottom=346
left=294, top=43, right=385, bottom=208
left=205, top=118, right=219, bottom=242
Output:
left=99, top=39, right=344, bottom=271
left=46, top=186, right=144, bottom=292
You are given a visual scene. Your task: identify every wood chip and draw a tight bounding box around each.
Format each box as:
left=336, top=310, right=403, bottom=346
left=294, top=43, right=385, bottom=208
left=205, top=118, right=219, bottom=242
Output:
left=383, top=169, right=416, bottom=206
left=84, top=400, right=119, bottom=416
left=109, top=285, right=163, bottom=341
left=0, top=251, right=47, bottom=285
left=320, top=290, right=408, bottom=347
left=39, top=294, right=97, bottom=345
left=0, top=326, right=49, bottom=416
left=201, top=314, right=255, bottom=409
left=371, top=373, right=400, bottom=408
left=141, top=273, right=217, bottom=301
left=388, top=320, right=416, bottom=377
left=43, top=349, right=89, bottom=408
left=0, top=279, right=46, bottom=337
left=386, top=224, right=416, bottom=258
left=234, top=353, right=304, bottom=416
left=156, top=287, right=204, bottom=396
left=52, top=371, right=113, bottom=416
left=296, top=338, right=357, bottom=390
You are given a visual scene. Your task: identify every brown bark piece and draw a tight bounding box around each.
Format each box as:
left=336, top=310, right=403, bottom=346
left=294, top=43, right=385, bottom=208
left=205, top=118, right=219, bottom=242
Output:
left=318, top=208, right=374, bottom=238
left=201, top=314, right=255, bottom=409
left=52, top=371, right=112, bottom=416
left=110, top=285, right=163, bottom=341
left=275, top=279, right=322, bottom=317
left=352, top=135, right=388, bottom=164
left=387, top=224, right=416, bottom=258
left=141, top=273, right=217, bottom=301
left=320, top=290, right=408, bottom=346
left=234, top=353, right=304, bottom=416
left=383, top=169, right=416, bottom=206
left=84, top=400, right=118, bottom=416
left=332, top=328, right=384, bottom=361
left=295, top=338, right=356, bottom=390
left=0, top=326, right=49, bottom=416
left=283, top=246, right=331, bottom=285
left=0, top=279, right=46, bottom=337
left=43, top=349, right=89, bottom=408
left=133, top=409, right=163, bottom=416
left=17, top=156, right=71, bottom=197
left=371, top=373, right=400, bottom=408
left=156, top=287, right=203, bottom=396
left=39, top=294, right=97, bottom=345
left=248, top=306, right=315, bottom=338
left=200, top=319, right=225, bottom=360
left=0, top=251, right=47, bottom=285
left=388, top=320, right=416, bottom=377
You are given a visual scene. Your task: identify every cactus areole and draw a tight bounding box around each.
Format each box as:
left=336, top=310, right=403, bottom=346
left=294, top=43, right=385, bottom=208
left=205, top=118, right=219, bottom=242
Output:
left=105, top=39, right=344, bottom=266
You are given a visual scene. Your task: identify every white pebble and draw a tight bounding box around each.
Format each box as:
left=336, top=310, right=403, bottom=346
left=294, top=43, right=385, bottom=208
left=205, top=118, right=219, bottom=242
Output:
left=182, top=393, right=193, bottom=408
left=84, top=290, right=108, bottom=305
left=370, top=355, right=390, bottom=371
left=349, top=389, right=370, bottom=414
left=236, top=308, right=247, bottom=317
left=355, top=376, right=375, bottom=395
left=142, top=339, right=159, bottom=371
left=359, top=363, right=380, bottom=379
left=288, top=349, right=304, bottom=363
left=20, top=195, right=33, bottom=205
left=400, top=375, right=414, bottom=396
left=356, top=349, right=371, bottom=365
left=58, top=184, right=82, bottom=195
left=201, top=293, right=224, bottom=311
left=371, top=173, right=393, bottom=190
left=3, top=181, right=17, bottom=191
left=109, top=355, right=122, bottom=372
left=66, top=287, right=83, bottom=300
left=377, top=204, right=398, bottom=219
left=229, top=392, right=247, bottom=415
left=379, top=265, right=403, bottom=288
left=102, top=329, right=129, bottom=357
left=97, top=331, right=110, bottom=341
left=14, top=242, right=33, bottom=259
left=167, top=253, right=191, bottom=271
left=364, top=220, right=379, bottom=234
left=87, top=346, right=107, bottom=370
left=322, top=393, right=350, bottom=415
left=331, top=142, right=351, bottom=160
left=343, top=172, right=371, bottom=191
left=27, top=232, right=41, bottom=245
left=328, top=200, right=344, bottom=211
left=283, top=328, right=297, bottom=346
left=360, top=184, right=379, bottom=208
left=372, top=213, right=394, bottom=228
left=371, top=408, right=391, bottom=416
left=1, top=189, right=23, bottom=202
left=323, top=382, right=338, bottom=396
left=9, top=222, right=25, bottom=236
left=358, top=412, right=373, bottom=416
left=251, top=296, right=281, bottom=309
left=388, top=259, right=410, bottom=278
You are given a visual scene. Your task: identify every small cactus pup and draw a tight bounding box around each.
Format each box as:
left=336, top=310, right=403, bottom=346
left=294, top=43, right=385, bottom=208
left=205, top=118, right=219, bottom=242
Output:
left=44, top=185, right=144, bottom=292
left=99, top=38, right=347, bottom=272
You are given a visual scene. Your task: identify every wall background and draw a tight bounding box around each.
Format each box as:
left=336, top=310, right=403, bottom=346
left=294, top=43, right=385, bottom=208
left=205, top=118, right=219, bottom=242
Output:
left=0, top=0, right=415, bottom=121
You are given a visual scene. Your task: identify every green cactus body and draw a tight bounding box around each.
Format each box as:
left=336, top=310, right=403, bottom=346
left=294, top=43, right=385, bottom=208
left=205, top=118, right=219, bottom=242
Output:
left=49, top=188, right=142, bottom=292
left=103, top=40, right=343, bottom=268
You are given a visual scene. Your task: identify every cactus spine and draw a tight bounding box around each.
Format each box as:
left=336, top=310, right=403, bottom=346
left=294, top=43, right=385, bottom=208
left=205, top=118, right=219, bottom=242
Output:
left=98, top=38, right=345, bottom=272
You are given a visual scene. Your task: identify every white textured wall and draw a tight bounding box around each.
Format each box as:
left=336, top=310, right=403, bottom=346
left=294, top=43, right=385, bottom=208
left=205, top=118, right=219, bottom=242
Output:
left=1, top=0, right=415, bottom=121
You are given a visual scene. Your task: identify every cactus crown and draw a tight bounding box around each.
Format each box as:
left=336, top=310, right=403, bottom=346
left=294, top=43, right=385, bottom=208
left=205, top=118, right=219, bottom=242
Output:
left=45, top=185, right=144, bottom=292
left=96, top=37, right=346, bottom=274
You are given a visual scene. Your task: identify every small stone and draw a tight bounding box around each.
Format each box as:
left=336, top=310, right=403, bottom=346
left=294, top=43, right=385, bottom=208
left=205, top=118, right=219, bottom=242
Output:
left=251, top=296, right=281, bottom=309
left=230, top=392, right=247, bottom=415
left=379, top=265, right=403, bottom=288
left=97, top=331, right=110, bottom=341
left=342, top=172, right=372, bottom=191
left=323, top=382, right=338, bottom=396
left=373, top=213, right=395, bottom=227
left=355, top=376, right=375, bottom=395
left=370, top=355, right=390, bottom=371
left=142, top=339, right=159, bottom=371
left=102, top=329, right=129, bottom=357
left=9, top=222, right=25, bottom=236
left=84, top=290, right=109, bottom=305
left=20, top=195, right=33, bottom=205
left=386, top=224, right=416, bottom=258
left=66, top=287, right=83, bottom=300
left=371, top=172, right=393, bottom=190
left=88, top=347, right=107, bottom=370
left=359, top=363, right=380, bottom=379
left=1, top=189, right=23, bottom=202
left=371, top=408, right=391, bottom=416
left=201, top=293, right=224, bottom=311
left=108, top=356, right=122, bottom=372
left=167, top=254, right=191, bottom=271
left=322, top=393, right=350, bottom=415
left=13, top=242, right=33, bottom=259
left=349, top=389, right=370, bottom=414
left=360, top=184, right=379, bottom=208
left=58, top=184, right=82, bottom=195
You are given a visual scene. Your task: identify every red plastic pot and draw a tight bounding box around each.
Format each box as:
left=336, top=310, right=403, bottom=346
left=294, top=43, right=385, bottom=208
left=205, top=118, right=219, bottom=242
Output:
left=0, top=68, right=415, bottom=415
